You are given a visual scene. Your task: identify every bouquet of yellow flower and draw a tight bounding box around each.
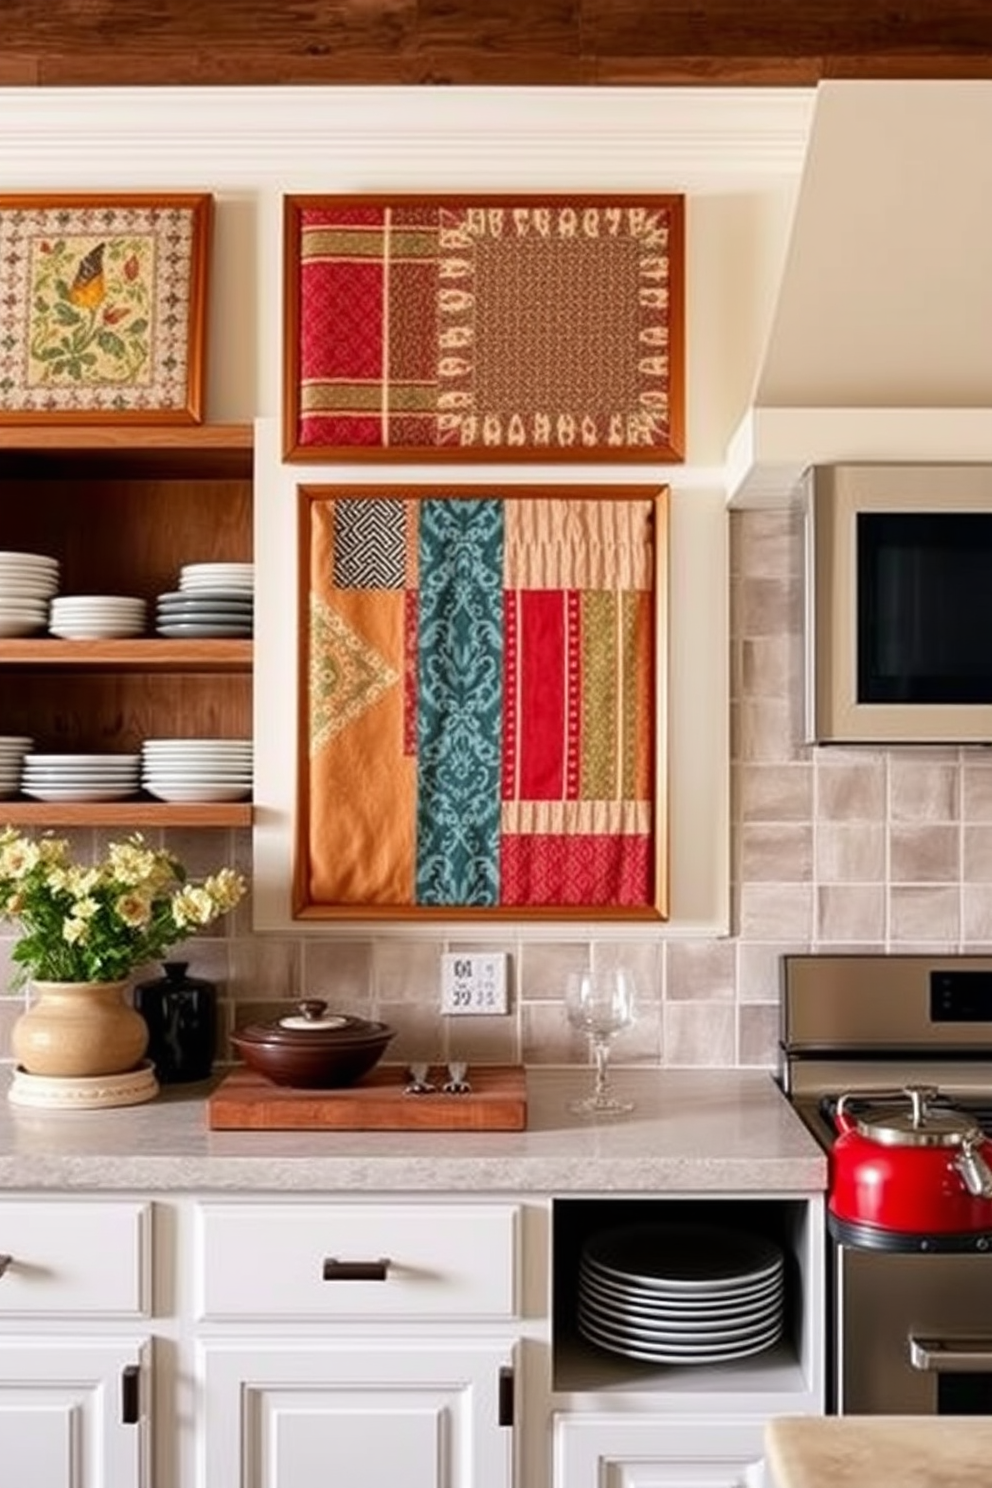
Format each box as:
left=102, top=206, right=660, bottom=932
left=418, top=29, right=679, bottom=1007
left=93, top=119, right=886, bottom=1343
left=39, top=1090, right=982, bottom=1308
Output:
left=0, top=829, right=246, bottom=987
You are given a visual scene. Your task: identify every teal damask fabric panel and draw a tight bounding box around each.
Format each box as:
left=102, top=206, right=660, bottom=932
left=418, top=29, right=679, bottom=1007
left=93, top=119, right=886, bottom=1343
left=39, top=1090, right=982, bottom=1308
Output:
left=415, top=498, right=504, bottom=905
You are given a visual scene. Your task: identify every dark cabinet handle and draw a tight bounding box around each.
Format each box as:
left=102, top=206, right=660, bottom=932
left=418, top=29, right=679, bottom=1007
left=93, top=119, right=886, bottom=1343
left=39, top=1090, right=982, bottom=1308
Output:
left=0, top=1255, right=11, bottom=1278
left=121, top=1364, right=140, bottom=1425
left=498, top=1365, right=514, bottom=1427
left=322, top=1257, right=391, bottom=1281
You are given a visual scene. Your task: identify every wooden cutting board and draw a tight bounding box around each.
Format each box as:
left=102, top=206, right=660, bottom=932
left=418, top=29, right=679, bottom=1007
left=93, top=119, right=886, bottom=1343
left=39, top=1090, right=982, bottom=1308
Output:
left=207, top=1063, right=527, bottom=1131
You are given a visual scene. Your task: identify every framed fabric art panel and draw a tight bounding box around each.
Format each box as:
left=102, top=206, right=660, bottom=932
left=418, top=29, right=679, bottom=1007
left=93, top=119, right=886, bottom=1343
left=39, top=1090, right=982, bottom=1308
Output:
left=0, top=192, right=212, bottom=424
left=295, top=484, right=669, bottom=921
left=283, top=194, right=684, bottom=463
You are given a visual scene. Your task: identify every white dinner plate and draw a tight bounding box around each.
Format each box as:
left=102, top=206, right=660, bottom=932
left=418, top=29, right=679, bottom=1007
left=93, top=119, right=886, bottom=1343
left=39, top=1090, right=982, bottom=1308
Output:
left=50, top=625, right=147, bottom=639
left=0, top=552, right=59, bottom=569
left=156, top=623, right=252, bottom=638
left=582, top=1224, right=784, bottom=1292
left=579, top=1264, right=783, bottom=1314
left=142, top=781, right=251, bottom=802
left=22, top=785, right=139, bottom=802
left=0, top=619, right=48, bottom=635
left=141, top=769, right=251, bottom=782
left=577, top=1292, right=782, bottom=1341
left=24, top=754, right=141, bottom=766
left=577, top=1315, right=783, bottom=1365
left=577, top=1280, right=783, bottom=1329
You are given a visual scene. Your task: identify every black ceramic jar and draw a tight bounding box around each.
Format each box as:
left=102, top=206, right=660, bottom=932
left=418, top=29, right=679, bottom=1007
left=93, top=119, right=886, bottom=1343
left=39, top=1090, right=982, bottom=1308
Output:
left=134, top=961, right=217, bottom=1084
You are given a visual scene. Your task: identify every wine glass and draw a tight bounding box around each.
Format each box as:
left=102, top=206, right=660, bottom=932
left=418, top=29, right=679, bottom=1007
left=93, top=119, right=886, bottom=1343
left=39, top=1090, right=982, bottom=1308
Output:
left=564, top=967, right=637, bottom=1116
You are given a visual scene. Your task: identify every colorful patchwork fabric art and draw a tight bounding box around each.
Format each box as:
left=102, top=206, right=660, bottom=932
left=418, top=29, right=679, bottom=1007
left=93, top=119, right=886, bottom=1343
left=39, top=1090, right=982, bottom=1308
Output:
left=286, top=195, right=684, bottom=461
left=301, top=490, right=664, bottom=916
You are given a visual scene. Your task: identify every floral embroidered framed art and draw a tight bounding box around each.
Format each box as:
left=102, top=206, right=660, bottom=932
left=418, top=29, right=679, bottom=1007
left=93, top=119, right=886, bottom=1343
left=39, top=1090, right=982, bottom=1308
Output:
left=283, top=194, right=684, bottom=463
left=0, top=192, right=212, bottom=424
left=295, top=484, right=669, bottom=921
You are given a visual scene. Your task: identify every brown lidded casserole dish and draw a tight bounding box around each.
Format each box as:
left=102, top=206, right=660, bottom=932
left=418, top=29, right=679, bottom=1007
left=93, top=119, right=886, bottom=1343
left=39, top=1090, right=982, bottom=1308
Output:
left=230, top=999, right=395, bottom=1088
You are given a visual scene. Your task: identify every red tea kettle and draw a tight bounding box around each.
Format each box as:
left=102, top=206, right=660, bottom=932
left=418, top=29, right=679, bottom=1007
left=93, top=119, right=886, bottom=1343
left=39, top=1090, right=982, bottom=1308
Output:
left=829, top=1084, right=992, bottom=1237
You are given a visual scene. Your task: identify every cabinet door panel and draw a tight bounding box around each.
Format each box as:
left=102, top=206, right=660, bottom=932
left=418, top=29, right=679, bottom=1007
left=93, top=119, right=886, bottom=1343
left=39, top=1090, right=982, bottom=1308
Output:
left=200, top=1339, right=513, bottom=1488
left=555, top=1415, right=765, bottom=1488
left=0, top=1337, right=150, bottom=1488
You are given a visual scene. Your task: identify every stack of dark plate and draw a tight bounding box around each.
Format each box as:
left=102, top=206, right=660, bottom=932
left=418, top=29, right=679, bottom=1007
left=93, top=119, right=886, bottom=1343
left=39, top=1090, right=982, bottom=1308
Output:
left=577, top=1222, right=785, bottom=1365
left=155, top=562, right=254, bottom=638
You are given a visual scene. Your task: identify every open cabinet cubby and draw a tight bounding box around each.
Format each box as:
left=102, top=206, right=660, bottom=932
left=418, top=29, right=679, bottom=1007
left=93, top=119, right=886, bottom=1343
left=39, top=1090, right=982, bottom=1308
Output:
left=551, top=1196, right=822, bottom=1408
left=0, top=425, right=253, bottom=827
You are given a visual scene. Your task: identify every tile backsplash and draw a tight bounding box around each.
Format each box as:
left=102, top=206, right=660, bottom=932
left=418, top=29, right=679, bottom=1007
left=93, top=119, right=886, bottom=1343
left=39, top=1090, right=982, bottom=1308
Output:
left=7, top=504, right=992, bottom=1072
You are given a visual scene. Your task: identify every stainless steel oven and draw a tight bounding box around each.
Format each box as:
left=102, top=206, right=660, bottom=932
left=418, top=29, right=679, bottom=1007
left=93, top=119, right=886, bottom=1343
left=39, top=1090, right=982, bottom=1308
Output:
left=781, top=954, right=992, bottom=1414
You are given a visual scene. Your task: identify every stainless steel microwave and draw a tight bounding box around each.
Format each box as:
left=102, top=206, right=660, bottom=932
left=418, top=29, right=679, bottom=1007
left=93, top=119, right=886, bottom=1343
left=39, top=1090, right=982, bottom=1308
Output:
left=803, top=463, right=992, bottom=744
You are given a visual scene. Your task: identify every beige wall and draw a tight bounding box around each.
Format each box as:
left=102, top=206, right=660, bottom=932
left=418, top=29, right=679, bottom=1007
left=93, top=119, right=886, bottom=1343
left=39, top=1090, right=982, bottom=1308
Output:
left=8, top=501, right=982, bottom=1075
left=7, top=83, right=934, bottom=1073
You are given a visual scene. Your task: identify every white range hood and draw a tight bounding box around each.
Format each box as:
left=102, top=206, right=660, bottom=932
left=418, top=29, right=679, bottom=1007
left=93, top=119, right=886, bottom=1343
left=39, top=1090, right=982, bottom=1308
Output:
left=727, top=81, right=992, bottom=505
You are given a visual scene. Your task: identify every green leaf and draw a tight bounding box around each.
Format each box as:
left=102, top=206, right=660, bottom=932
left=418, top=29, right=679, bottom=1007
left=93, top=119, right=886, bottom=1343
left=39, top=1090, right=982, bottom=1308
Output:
left=96, top=331, right=126, bottom=359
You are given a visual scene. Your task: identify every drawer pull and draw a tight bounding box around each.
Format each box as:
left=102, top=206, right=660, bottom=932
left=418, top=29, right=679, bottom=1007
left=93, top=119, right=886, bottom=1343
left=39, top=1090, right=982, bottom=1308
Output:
left=498, top=1364, right=514, bottom=1427
left=322, top=1257, right=391, bottom=1282
left=121, top=1364, right=140, bottom=1425
left=0, top=1255, right=11, bottom=1278
left=910, top=1335, right=992, bottom=1372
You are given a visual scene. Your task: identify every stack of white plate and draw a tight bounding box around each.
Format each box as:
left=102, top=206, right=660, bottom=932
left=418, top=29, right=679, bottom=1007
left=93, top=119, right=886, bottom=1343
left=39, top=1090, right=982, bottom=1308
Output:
left=180, top=562, right=253, bottom=595
left=0, top=550, right=59, bottom=637
left=21, top=753, right=141, bottom=803
left=577, top=1223, right=785, bottom=1365
left=49, top=594, right=147, bottom=639
left=141, top=737, right=253, bottom=802
left=0, top=736, right=33, bottom=799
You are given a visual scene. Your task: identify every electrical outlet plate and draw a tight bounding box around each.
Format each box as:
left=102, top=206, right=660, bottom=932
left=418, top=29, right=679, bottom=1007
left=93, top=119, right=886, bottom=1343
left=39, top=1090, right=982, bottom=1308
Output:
left=440, top=952, right=509, bottom=1015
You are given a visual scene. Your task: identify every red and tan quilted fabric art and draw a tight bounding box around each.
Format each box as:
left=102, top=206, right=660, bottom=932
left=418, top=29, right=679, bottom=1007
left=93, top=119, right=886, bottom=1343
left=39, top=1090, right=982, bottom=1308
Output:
left=287, top=195, right=684, bottom=462
left=298, top=486, right=667, bottom=920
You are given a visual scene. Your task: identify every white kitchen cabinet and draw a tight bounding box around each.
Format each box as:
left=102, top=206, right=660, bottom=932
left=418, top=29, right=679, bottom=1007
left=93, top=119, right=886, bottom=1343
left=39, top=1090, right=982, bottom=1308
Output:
left=0, top=1199, right=153, bottom=1486
left=193, top=1198, right=522, bottom=1488
left=199, top=1338, right=514, bottom=1488
left=554, top=1415, right=765, bottom=1488
left=0, top=1184, right=823, bottom=1488
left=0, top=1336, right=151, bottom=1488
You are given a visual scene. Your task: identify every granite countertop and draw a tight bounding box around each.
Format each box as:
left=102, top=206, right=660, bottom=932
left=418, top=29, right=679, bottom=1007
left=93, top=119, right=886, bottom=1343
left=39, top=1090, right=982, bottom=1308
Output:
left=766, top=1417, right=992, bottom=1488
left=0, top=1066, right=826, bottom=1194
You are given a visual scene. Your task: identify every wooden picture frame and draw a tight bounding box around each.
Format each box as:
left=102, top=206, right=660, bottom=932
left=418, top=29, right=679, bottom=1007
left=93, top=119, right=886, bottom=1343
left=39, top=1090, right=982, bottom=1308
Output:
left=294, top=483, right=669, bottom=921
left=283, top=193, right=684, bottom=464
left=0, top=192, right=212, bottom=425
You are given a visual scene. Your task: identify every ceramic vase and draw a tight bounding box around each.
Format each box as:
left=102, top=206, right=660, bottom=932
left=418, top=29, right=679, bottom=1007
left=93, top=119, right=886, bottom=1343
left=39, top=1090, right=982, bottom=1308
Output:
left=134, top=961, right=217, bottom=1084
left=11, top=979, right=150, bottom=1079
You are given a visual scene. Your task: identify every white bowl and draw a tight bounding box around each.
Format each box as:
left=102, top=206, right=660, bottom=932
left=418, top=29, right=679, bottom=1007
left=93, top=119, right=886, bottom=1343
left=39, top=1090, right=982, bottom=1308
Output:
left=142, top=780, right=251, bottom=802
left=142, top=738, right=252, bottom=751
left=50, top=624, right=147, bottom=639
left=22, top=785, right=139, bottom=802
left=0, top=579, right=60, bottom=597
left=0, top=617, right=46, bottom=637
left=0, top=551, right=59, bottom=569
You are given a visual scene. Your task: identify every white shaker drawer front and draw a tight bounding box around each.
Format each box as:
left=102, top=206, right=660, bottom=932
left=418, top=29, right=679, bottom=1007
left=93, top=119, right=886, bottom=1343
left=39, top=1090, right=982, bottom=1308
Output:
left=0, top=1200, right=151, bottom=1316
left=196, top=1202, right=519, bottom=1321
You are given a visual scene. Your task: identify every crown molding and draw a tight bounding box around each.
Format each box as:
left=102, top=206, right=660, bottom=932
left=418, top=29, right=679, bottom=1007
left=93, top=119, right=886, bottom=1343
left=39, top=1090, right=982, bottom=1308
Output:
left=0, top=85, right=813, bottom=188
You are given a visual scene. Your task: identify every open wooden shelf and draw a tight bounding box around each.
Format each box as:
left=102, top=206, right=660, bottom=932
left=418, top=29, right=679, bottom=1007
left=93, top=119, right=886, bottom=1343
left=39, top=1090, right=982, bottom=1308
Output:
left=0, top=423, right=253, bottom=477
left=0, top=639, right=252, bottom=671
left=0, top=800, right=253, bottom=829
left=0, top=422, right=255, bottom=829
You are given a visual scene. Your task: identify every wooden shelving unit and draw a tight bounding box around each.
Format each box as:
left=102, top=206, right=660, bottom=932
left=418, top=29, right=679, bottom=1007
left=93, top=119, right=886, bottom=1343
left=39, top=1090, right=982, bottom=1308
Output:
left=0, top=423, right=254, bottom=830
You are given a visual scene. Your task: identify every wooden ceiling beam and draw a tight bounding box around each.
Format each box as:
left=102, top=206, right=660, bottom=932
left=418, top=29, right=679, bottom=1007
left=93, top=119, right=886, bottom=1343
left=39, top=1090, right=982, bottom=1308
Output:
left=2, top=0, right=992, bottom=87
